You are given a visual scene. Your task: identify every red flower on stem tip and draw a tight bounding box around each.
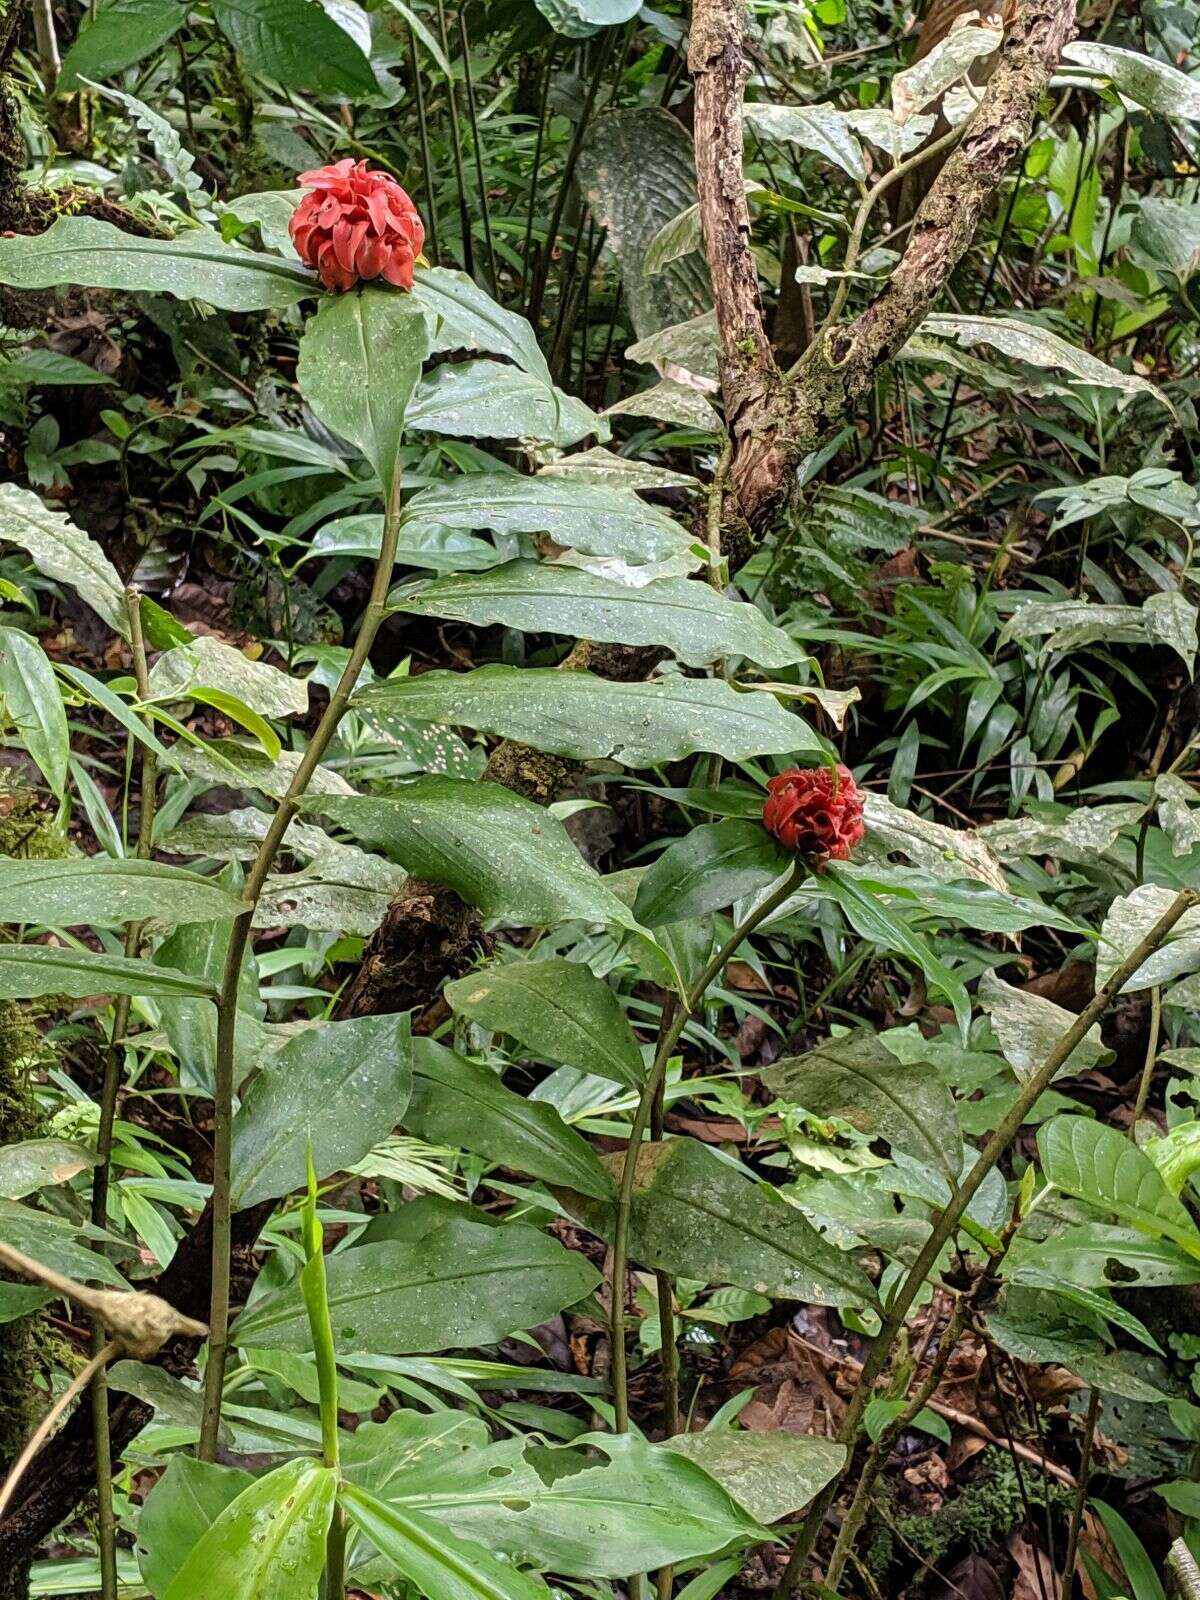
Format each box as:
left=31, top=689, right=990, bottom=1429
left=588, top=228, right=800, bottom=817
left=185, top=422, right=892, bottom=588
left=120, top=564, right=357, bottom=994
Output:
left=289, top=160, right=425, bottom=294
left=763, top=764, right=865, bottom=868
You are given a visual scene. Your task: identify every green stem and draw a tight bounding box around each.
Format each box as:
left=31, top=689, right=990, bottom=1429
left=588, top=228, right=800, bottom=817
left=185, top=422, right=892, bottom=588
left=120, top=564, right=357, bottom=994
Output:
left=1132, top=984, right=1162, bottom=1126
left=456, top=7, right=498, bottom=293
left=435, top=0, right=472, bottom=275
left=89, top=587, right=156, bottom=1600
left=198, top=472, right=406, bottom=1460
left=611, top=861, right=805, bottom=1436
left=527, top=27, right=619, bottom=326
left=1059, top=1388, right=1100, bottom=1600
left=774, top=884, right=1200, bottom=1599
left=407, top=25, right=439, bottom=261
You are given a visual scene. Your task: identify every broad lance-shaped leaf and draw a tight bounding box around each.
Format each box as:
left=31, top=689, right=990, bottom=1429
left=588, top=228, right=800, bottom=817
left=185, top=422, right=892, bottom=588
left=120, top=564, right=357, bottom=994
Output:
left=563, top=1137, right=878, bottom=1309
left=353, top=1431, right=763, bottom=1582
left=0, top=482, right=127, bottom=636
left=406, top=1038, right=614, bottom=1200
left=138, top=1457, right=256, bottom=1599
left=763, top=1031, right=962, bottom=1182
left=1037, top=1117, right=1200, bottom=1255
left=634, top=820, right=791, bottom=928
left=445, top=959, right=643, bottom=1087
left=977, top=969, right=1111, bottom=1081
left=357, top=666, right=820, bottom=767
left=577, top=107, right=711, bottom=341
left=911, top=313, right=1170, bottom=410
left=0, top=1138, right=96, bottom=1199
left=0, top=858, right=248, bottom=928
left=342, top=1484, right=555, bottom=1600
left=60, top=0, right=188, bottom=89
left=743, top=102, right=866, bottom=180
left=1063, top=39, right=1200, bottom=122
left=986, top=1287, right=1171, bottom=1404
left=0, top=627, right=69, bottom=797
left=230, top=1014, right=413, bottom=1209
left=311, top=780, right=640, bottom=932
left=407, top=360, right=606, bottom=448
left=413, top=265, right=551, bottom=385
left=297, top=287, right=431, bottom=495
left=1097, top=884, right=1200, bottom=992
left=160, top=1458, right=336, bottom=1600
left=822, top=864, right=970, bottom=1034
left=232, top=1212, right=601, bottom=1352
left=209, top=0, right=376, bottom=97
left=389, top=560, right=805, bottom=670
left=0, top=217, right=316, bottom=310
left=147, top=635, right=308, bottom=719
left=0, top=944, right=218, bottom=1001
left=400, top=475, right=698, bottom=569
left=664, top=1431, right=846, bottom=1524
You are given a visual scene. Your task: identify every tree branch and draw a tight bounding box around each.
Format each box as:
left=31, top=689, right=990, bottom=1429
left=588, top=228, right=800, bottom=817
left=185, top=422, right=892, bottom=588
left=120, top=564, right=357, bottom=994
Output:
left=691, top=0, right=1078, bottom=528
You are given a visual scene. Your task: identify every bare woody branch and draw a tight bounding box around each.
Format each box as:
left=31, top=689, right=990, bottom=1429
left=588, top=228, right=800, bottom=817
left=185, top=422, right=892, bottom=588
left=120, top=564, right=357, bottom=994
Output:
left=690, top=0, right=1079, bottom=529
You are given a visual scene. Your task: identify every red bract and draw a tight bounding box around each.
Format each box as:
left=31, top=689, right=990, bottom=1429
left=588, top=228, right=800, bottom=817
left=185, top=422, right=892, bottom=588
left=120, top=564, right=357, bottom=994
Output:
left=289, top=160, right=425, bottom=293
left=763, top=764, right=865, bottom=867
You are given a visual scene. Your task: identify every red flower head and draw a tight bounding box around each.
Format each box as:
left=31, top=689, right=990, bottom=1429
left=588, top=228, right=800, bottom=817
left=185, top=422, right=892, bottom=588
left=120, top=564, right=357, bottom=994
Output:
left=763, top=764, right=865, bottom=868
left=289, top=160, right=425, bottom=294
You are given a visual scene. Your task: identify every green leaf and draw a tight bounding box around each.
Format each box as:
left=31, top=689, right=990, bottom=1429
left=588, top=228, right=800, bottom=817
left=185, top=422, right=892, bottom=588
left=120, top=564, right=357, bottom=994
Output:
left=0, top=218, right=317, bottom=310
left=987, top=1288, right=1171, bottom=1403
left=357, top=666, right=819, bottom=767
left=147, top=636, right=308, bottom=720
left=743, top=103, right=867, bottom=180
left=399, top=475, right=697, bottom=570
left=407, top=361, right=606, bottom=448
left=534, top=0, right=641, bottom=37
left=296, top=287, right=431, bottom=496
left=1132, top=196, right=1200, bottom=287
left=977, top=968, right=1111, bottom=1081
left=445, top=959, right=643, bottom=1087
left=914, top=313, right=1169, bottom=410
left=663, top=1431, right=845, bottom=1524
left=0, top=944, right=218, bottom=1001
left=0, top=1199, right=130, bottom=1288
left=1037, top=1117, right=1200, bottom=1254
left=1064, top=39, right=1200, bottom=122
left=822, top=864, right=970, bottom=1034
left=633, top=820, right=790, bottom=928
left=358, top=1431, right=762, bottom=1580
left=566, top=1137, right=878, bottom=1309
left=0, top=482, right=127, bottom=636
left=1004, top=1225, right=1200, bottom=1290
left=210, top=0, right=376, bottom=96
left=406, top=1039, right=613, bottom=1199
left=138, top=1456, right=256, bottom=1600
left=342, top=1483, right=555, bottom=1600
left=0, top=1138, right=96, bottom=1199
left=413, top=265, right=551, bottom=385
left=313, top=780, right=640, bottom=931
left=232, top=1213, right=601, bottom=1352
left=763, top=1031, right=962, bottom=1181
left=0, top=627, right=69, bottom=797
left=389, top=561, right=805, bottom=670
left=1097, top=884, right=1200, bottom=993
left=161, top=1458, right=336, bottom=1600
left=0, top=858, right=248, bottom=928
left=1091, top=1501, right=1167, bottom=1600
left=231, top=1014, right=413, bottom=1210
left=59, top=0, right=187, bottom=88
left=576, top=108, right=711, bottom=340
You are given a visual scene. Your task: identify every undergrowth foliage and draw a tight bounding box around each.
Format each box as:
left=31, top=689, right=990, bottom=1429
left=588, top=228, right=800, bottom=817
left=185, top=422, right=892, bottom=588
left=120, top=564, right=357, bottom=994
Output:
left=0, top=1, right=1199, bottom=1598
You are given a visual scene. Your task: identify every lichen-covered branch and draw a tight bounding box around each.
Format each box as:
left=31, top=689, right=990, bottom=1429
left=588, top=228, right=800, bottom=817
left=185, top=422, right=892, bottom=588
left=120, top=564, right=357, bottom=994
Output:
left=690, top=0, right=1078, bottom=530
